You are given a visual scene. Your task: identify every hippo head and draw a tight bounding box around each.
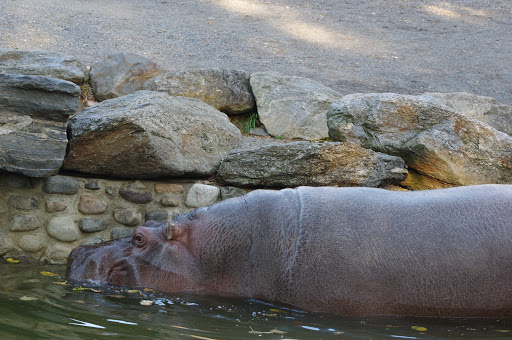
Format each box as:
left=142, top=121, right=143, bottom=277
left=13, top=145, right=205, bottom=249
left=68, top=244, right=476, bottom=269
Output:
left=66, top=219, right=206, bottom=292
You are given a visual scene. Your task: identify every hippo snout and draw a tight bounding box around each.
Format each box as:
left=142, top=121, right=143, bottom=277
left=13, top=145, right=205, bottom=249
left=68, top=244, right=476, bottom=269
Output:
left=66, top=238, right=131, bottom=284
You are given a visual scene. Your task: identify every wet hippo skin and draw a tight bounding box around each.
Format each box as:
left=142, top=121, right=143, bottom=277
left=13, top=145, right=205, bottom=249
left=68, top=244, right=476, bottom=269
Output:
left=67, top=185, right=512, bottom=317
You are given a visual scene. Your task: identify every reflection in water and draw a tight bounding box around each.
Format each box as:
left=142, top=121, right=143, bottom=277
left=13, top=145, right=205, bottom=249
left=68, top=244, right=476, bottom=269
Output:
left=2, top=263, right=512, bottom=339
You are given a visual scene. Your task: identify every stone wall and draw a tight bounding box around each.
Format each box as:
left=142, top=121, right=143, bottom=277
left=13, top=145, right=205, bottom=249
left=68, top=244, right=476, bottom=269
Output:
left=0, top=173, right=246, bottom=264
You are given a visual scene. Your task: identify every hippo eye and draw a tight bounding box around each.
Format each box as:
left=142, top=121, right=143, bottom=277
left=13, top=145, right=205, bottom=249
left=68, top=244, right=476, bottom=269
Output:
left=133, top=233, right=146, bottom=248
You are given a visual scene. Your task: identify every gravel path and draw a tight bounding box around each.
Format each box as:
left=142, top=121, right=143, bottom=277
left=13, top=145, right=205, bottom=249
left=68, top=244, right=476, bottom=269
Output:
left=1, top=0, right=511, bottom=104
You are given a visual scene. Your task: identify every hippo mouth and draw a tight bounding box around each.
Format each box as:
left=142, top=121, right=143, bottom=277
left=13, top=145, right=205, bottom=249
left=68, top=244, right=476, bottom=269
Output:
left=107, top=259, right=137, bottom=287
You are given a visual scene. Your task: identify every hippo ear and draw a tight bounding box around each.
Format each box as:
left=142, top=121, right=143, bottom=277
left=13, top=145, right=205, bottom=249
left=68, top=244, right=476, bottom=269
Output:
left=166, top=223, right=187, bottom=241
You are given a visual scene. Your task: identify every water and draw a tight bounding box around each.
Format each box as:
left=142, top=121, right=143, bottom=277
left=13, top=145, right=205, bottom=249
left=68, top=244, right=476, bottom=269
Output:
left=2, top=263, right=512, bottom=339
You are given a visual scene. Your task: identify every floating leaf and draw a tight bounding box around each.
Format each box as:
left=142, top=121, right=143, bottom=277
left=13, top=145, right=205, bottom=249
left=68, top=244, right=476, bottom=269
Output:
left=143, top=288, right=156, bottom=292
left=411, top=326, right=427, bottom=332
left=126, top=290, right=139, bottom=294
left=269, top=308, right=284, bottom=313
left=494, top=330, right=511, bottom=333
left=6, top=258, right=19, bottom=263
left=40, top=271, right=59, bottom=277
left=54, top=282, right=69, bottom=285
left=140, top=300, right=154, bottom=306
left=73, top=286, right=100, bottom=292
left=20, top=296, right=38, bottom=301
left=109, top=295, right=124, bottom=299
left=269, top=329, right=286, bottom=335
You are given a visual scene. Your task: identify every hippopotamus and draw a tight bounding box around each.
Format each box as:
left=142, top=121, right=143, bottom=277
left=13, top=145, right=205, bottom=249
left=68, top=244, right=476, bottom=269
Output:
left=67, top=184, right=512, bottom=317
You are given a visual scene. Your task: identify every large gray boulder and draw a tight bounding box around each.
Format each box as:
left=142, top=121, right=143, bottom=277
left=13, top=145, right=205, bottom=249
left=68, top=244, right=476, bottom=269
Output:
left=143, top=69, right=255, bottom=115
left=423, top=92, right=512, bottom=136
left=0, top=74, right=81, bottom=177
left=217, top=141, right=408, bottom=188
left=90, top=52, right=162, bottom=101
left=327, top=93, right=512, bottom=189
left=0, top=49, right=86, bottom=84
left=64, top=91, right=242, bottom=178
left=250, top=72, right=342, bottom=140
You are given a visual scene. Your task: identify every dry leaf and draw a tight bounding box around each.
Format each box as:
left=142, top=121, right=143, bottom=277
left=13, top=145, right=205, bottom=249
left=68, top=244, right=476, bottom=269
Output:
left=411, top=326, right=427, bottom=332
left=40, top=271, right=59, bottom=277
left=140, top=300, right=154, bottom=306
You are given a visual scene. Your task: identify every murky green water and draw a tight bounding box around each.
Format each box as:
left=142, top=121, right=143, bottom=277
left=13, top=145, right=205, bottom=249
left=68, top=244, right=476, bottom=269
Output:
left=2, top=263, right=512, bottom=339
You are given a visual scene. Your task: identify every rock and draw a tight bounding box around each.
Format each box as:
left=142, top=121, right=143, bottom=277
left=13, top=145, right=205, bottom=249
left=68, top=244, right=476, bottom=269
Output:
left=128, top=180, right=147, bottom=190
left=80, top=236, right=104, bottom=246
left=154, top=183, right=184, bottom=193
left=78, top=195, right=107, bottom=215
left=5, top=174, right=33, bottom=188
left=185, top=183, right=220, bottom=208
left=18, top=235, right=43, bottom=253
left=0, top=49, right=86, bottom=84
left=160, top=195, right=180, bottom=207
left=45, top=199, right=67, bottom=213
left=106, top=187, right=116, bottom=196
left=327, top=93, right=512, bottom=187
left=249, top=126, right=270, bottom=137
left=250, top=72, right=341, bottom=140
left=143, top=69, right=255, bottom=115
left=64, top=91, right=242, bottom=178
left=220, top=186, right=248, bottom=200
left=113, top=208, right=143, bottom=226
left=79, top=218, right=108, bottom=233
left=0, top=237, right=13, bottom=256
left=42, top=244, right=74, bottom=264
left=145, top=210, right=170, bottom=222
left=111, top=228, right=134, bottom=240
left=84, top=181, right=100, bottom=190
left=423, top=92, right=512, bottom=136
left=217, top=141, right=407, bottom=188
left=0, top=74, right=80, bottom=177
left=47, top=216, right=79, bottom=242
left=119, top=189, right=152, bottom=204
left=90, top=52, right=162, bottom=101
left=10, top=215, right=41, bottom=232
left=8, top=195, right=38, bottom=210
left=43, top=176, right=79, bottom=195
left=400, top=170, right=454, bottom=191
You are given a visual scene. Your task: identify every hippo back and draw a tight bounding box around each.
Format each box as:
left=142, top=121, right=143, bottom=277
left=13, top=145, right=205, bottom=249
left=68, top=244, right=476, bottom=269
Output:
left=283, top=185, right=512, bottom=316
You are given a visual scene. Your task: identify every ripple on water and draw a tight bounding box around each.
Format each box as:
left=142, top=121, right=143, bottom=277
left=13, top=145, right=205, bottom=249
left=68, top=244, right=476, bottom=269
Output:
left=2, top=264, right=512, bottom=339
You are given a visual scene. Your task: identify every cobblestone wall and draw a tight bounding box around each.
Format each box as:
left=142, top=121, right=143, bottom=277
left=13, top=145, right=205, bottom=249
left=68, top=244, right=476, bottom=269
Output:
left=0, top=173, right=247, bottom=264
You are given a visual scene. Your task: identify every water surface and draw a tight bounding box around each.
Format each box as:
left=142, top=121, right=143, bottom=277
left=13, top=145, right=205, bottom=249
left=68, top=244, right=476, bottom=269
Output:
left=1, top=263, right=512, bottom=339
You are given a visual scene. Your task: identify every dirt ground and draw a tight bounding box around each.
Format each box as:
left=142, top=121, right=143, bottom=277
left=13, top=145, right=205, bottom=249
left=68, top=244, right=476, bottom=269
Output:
left=1, top=0, right=511, bottom=104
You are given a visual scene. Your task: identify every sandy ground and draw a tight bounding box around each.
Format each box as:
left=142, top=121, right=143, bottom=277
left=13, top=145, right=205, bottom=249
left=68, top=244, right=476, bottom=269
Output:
left=1, top=0, right=511, bottom=104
